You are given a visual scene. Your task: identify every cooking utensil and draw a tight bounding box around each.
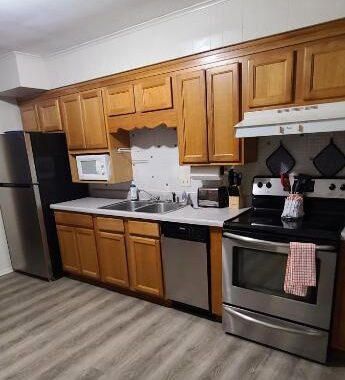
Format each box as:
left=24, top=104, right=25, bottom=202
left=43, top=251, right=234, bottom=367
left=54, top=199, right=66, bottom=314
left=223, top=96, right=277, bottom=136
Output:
left=280, top=173, right=291, bottom=192
left=313, top=138, right=345, bottom=177
left=266, top=142, right=295, bottom=176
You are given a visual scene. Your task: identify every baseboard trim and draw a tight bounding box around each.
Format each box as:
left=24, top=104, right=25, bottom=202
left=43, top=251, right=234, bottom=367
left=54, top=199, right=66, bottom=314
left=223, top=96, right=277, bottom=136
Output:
left=0, top=266, right=13, bottom=277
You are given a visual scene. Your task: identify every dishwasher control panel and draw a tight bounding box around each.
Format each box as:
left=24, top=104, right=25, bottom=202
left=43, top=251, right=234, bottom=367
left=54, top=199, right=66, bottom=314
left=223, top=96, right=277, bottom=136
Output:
left=161, top=222, right=209, bottom=243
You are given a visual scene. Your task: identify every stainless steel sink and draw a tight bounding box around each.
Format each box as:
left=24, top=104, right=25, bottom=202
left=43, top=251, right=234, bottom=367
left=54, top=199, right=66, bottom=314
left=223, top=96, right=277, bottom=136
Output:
left=99, top=200, right=152, bottom=211
left=99, top=200, right=185, bottom=214
left=135, top=202, right=185, bottom=214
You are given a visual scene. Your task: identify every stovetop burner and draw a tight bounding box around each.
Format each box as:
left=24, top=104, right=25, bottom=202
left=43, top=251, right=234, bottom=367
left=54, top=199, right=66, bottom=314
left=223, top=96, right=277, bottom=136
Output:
left=223, top=177, right=345, bottom=245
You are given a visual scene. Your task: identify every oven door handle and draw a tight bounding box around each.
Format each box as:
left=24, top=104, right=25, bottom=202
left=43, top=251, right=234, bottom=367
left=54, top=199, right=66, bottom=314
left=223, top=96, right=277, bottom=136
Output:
left=223, top=305, right=324, bottom=337
left=223, top=232, right=335, bottom=251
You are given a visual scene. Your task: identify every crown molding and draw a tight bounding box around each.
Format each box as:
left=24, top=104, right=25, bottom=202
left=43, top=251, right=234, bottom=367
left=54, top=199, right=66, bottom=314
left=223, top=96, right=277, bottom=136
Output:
left=45, top=0, right=228, bottom=59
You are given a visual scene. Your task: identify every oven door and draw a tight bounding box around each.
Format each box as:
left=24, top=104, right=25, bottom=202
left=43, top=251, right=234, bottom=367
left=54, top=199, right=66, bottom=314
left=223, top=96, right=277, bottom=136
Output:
left=222, top=232, right=337, bottom=330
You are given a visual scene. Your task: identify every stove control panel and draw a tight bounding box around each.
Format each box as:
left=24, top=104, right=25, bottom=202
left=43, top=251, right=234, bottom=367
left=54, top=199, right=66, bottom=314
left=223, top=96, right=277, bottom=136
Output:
left=253, top=177, right=345, bottom=199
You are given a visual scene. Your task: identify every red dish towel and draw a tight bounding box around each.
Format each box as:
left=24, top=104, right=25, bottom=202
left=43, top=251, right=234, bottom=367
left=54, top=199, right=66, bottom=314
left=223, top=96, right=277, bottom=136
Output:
left=284, top=242, right=316, bottom=297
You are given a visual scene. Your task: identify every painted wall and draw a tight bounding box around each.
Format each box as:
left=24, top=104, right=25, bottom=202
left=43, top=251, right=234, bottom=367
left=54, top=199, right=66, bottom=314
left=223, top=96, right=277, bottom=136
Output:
left=45, top=0, right=345, bottom=88
left=0, top=98, right=22, bottom=276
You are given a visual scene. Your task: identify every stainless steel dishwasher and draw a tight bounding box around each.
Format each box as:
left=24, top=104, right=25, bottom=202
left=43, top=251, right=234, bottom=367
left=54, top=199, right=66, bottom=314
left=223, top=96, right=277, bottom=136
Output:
left=161, top=222, right=210, bottom=311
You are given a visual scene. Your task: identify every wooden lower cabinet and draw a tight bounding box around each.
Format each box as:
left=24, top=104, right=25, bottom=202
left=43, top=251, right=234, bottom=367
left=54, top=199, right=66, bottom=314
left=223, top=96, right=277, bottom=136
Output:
left=56, top=225, right=81, bottom=275
left=96, top=231, right=129, bottom=287
left=127, top=235, right=164, bottom=298
left=75, top=228, right=100, bottom=280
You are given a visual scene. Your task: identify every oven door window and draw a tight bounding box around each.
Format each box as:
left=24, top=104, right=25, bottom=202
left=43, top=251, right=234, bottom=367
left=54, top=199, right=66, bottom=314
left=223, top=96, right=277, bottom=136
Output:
left=233, top=247, right=318, bottom=304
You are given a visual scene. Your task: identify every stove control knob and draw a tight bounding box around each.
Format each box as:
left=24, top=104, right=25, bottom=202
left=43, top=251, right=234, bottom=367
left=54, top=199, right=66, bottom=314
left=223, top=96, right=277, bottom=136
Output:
left=340, top=184, right=345, bottom=191
left=266, top=182, right=272, bottom=189
left=257, top=182, right=263, bottom=188
left=329, top=183, right=336, bottom=190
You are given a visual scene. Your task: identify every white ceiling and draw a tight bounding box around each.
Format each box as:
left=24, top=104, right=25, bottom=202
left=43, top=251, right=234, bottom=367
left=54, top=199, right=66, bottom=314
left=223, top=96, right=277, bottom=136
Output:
left=0, top=0, right=208, bottom=56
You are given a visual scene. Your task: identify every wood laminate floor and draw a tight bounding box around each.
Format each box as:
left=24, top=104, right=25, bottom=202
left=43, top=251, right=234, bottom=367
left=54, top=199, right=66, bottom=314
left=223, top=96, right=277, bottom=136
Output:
left=1, top=273, right=345, bottom=380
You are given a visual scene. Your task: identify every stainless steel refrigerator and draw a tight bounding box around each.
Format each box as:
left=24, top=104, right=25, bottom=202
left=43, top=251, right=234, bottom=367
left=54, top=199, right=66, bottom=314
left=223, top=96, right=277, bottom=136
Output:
left=0, top=131, right=88, bottom=280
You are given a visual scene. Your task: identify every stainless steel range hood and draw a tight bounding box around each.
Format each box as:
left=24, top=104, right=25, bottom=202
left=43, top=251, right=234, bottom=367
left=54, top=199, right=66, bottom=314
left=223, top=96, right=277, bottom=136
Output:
left=235, top=101, right=345, bottom=138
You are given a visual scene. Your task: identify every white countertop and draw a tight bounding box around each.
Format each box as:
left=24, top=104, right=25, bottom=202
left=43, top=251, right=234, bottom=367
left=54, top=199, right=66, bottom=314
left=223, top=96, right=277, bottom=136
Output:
left=50, top=197, right=249, bottom=227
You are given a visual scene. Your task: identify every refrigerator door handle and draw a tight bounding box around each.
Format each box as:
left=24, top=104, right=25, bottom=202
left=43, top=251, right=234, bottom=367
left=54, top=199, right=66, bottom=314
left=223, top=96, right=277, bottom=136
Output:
left=0, top=183, right=32, bottom=188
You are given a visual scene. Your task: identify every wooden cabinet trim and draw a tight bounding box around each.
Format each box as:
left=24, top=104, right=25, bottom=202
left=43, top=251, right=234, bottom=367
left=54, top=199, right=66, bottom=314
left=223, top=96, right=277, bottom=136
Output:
left=210, top=227, right=222, bottom=317
left=60, top=93, right=86, bottom=150
left=302, top=37, right=345, bottom=101
left=75, top=227, right=100, bottom=279
left=95, top=216, right=124, bottom=233
left=246, top=49, right=295, bottom=109
left=80, top=89, right=108, bottom=149
left=127, top=235, right=163, bottom=297
left=96, top=231, right=129, bottom=287
left=56, top=225, right=81, bottom=275
left=176, top=70, right=208, bottom=164
left=127, top=220, right=160, bottom=238
left=206, top=63, right=241, bottom=163
left=54, top=211, right=93, bottom=229
left=37, top=98, right=63, bottom=132
left=20, top=103, right=40, bottom=132
left=134, top=76, right=173, bottom=113
left=104, top=83, right=136, bottom=116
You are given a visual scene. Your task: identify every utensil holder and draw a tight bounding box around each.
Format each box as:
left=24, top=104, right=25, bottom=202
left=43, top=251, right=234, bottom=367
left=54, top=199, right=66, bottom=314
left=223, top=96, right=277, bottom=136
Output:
left=281, top=194, right=304, bottom=220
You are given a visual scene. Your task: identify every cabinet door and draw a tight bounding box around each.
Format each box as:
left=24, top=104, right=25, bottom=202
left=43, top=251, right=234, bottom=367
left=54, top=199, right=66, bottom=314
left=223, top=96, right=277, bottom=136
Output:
left=75, top=228, right=100, bottom=279
left=56, top=225, right=81, bottom=275
left=246, top=50, right=294, bottom=108
left=134, top=76, right=173, bottom=112
left=128, top=235, right=163, bottom=297
left=176, top=70, right=208, bottom=164
left=80, top=89, right=108, bottom=149
left=20, top=104, right=40, bottom=132
left=97, top=231, right=129, bottom=287
left=37, top=98, right=63, bottom=132
left=104, top=84, right=136, bottom=116
left=207, top=64, right=240, bottom=162
left=302, top=38, right=345, bottom=101
left=60, top=94, right=86, bottom=150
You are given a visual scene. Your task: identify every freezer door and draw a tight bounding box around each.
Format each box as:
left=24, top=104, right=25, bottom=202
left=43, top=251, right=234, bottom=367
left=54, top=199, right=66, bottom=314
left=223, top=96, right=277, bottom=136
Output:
left=0, top=132, right=32, bottom=184
left=0, top=184, right=51, bottom=278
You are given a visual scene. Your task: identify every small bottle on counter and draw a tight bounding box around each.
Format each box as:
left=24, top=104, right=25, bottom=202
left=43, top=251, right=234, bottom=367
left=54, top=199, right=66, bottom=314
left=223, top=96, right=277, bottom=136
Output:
left=130, top=181, right=139, bottom=201
left=228, top=170, right=243, bottom=209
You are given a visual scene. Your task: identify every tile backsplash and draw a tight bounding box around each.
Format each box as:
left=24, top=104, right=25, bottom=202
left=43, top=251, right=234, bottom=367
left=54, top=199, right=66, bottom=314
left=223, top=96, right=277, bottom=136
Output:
left=238, top=132, right=345, bottom=205
left=90, top=128, right=345, bottom=204
left=89, top=127, right=212, bottom=200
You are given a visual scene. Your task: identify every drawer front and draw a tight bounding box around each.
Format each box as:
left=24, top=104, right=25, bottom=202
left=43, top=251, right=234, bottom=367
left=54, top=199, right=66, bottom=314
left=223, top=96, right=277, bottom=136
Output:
left=127, top=220, right=160, bottom=238
left=222, top=305, right=328, bottom=363
left=95, top=217, right=124, bottom=233
left=54, top=211, right=93, bottom=228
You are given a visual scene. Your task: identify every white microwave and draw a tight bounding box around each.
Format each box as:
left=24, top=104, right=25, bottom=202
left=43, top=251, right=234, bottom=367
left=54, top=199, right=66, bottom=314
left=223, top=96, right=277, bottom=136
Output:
left=76, top=154, right=111, bottom=181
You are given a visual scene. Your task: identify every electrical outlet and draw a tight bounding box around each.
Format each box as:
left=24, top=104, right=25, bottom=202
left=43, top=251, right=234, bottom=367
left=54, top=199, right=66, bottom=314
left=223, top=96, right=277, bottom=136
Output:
left=178, top=167, right=191, bottom=186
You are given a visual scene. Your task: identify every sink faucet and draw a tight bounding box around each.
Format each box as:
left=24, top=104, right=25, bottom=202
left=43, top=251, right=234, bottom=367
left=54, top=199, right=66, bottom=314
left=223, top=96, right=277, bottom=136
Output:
left=138, top=189, right=160, bottom=202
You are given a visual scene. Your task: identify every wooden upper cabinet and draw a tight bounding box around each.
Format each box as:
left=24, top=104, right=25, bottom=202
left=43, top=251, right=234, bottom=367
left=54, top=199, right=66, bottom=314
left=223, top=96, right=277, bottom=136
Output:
left=104, top=84, right=136, bottom=116
left=20, top=103, right=40, bottom=132
left=75, top=227, right=100, bottom=280
left=245, top=50, right=295, bottom=109
left=37, top=98, right=63, bottom=132
left=207, top=63, right=240, bottom=163
left=60, top=94, right=86, bottom=150
left=127, top=235, right=163, bottom=297
left=80, top=89, right=108, bottom=149
left=176, top=70, right=208, bottom=164
left=302, top=38, right=345, bottom=101
left=134, top=76, right=173, bottom=112
left=97, top=231, right=129, bottom=288
left=56, top=225, right=81, bottom=275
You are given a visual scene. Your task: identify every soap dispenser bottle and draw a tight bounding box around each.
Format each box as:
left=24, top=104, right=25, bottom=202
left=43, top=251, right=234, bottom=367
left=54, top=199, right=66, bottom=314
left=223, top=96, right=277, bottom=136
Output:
left=130, top=181, right=139, bottom=201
